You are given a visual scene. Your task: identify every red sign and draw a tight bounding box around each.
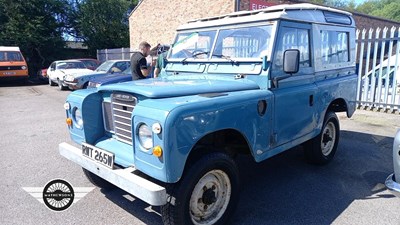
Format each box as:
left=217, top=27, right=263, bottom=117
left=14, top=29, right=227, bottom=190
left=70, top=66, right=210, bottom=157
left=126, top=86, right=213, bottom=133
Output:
left=249, top=0, right=276, bottom=10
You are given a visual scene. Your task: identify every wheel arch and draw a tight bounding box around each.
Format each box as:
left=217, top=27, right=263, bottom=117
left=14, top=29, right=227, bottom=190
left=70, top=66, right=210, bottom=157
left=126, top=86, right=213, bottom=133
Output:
left=183, top=128, right=253, bottom=172
left=327, top=98, right=353, bottom=118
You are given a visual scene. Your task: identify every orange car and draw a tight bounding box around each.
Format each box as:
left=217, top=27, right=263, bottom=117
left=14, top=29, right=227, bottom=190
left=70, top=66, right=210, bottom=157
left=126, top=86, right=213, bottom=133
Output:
left=0, top=46, right=29, bottom=80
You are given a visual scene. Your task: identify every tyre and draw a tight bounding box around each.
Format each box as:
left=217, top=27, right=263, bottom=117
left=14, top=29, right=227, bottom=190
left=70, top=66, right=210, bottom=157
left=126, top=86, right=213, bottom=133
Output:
left=58, top=79, right=67, bottom=90
left=161, top=152, right=240, bottom=225
left=82, top=168, right=115, bottom=190
left=304, top=111, right=340, bottom=165
left=48, top=77, right=56, bottom=86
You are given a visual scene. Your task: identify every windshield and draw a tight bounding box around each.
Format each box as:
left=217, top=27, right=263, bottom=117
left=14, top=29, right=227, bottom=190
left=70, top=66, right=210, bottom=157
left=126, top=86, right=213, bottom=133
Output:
left=170, top=31, right=216, bottom=59
left=56, top=61, right=86, bottom=69
left=168, top=24, right=273, bottom=61
left=0, top=51, right=24, bottom=62
left=213, top=25, right=272, bottom=59
left=96, top=61, right=114, bottom=72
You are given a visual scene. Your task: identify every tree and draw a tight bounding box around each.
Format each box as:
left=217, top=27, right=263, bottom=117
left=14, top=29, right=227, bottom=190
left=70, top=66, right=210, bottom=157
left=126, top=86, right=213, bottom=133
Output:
left=355, top=0, right=400, bottom=22
left=308, top=0, right=349, bottom=8
left=74, top=0, right=134, bottom=55
left=307, top=0, right=400, bottom=22
left=0, top=0, right=71, bottom=75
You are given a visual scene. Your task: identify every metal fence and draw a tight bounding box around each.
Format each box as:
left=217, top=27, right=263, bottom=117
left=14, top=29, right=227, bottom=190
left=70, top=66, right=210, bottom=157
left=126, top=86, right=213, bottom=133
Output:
left=97, top=48, right=135, bottom=62
left=356, top=27, right=400, bottom=113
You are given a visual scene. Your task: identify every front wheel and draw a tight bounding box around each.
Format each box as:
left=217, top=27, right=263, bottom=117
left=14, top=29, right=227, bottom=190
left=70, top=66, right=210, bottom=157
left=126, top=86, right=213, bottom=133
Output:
left=304, top=111, right=340, bottom=165
left=161, top=153, right=240, bottom=225
left=58, top=79, right=67, bottom=90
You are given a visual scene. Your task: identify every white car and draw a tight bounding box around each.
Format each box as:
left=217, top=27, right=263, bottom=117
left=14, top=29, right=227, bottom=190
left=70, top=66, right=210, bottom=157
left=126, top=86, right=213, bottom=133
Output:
left=362, top=56, right=400, bottom=89
left=63, top=60, right=130, bottom=90
left=47, top=60, right=92, bottom=90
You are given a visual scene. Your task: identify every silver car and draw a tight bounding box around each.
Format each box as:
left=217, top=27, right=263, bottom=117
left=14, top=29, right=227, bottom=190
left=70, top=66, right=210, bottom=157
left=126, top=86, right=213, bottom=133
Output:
left=385, top=129, right=400, bottom=197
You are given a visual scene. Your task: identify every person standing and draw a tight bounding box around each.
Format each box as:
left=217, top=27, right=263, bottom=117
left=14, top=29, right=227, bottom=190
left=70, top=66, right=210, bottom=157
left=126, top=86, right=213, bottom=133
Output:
left=130, top=41, right=154, bottom=80
left=154, top=51, right=167, bottom=78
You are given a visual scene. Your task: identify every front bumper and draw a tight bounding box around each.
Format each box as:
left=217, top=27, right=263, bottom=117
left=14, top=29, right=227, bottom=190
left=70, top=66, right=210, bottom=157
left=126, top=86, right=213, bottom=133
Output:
left=59, top=142, right=167, bottom=206
left=64, top=81, right=81, bottom=90
left=385, top=173, right=400, bottom=198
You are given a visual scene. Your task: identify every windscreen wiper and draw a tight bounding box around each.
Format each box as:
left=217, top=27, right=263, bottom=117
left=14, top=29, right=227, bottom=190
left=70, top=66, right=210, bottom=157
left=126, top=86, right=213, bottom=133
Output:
left=211, top=54, right=239, bottom=66
left=181, top=51, right=209, bottom=64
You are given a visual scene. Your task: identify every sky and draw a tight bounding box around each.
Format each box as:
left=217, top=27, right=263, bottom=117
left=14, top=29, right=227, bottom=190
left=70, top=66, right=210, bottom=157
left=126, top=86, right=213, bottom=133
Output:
left=354, top=0, right=366, bottom=5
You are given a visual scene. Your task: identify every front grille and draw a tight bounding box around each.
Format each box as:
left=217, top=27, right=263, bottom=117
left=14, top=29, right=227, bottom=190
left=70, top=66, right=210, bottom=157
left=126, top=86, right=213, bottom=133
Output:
left=0, top=66, right=23, bottom=70
left=102, top=101, right=114, bottom=132
left=110, top=92, right=137, bottom=145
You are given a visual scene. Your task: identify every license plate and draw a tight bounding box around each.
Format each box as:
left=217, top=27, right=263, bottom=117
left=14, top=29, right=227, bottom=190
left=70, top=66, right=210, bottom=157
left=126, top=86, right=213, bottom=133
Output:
left=82, top=143, right=114, bottom=169
left=3, top=72, right=16, bottom=75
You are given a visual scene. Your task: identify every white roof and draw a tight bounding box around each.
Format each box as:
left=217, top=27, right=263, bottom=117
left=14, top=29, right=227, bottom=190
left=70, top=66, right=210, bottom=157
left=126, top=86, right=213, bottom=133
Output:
left=0, top=46, right=20, bottom=51
left=178, top=3, right=354, bottom=31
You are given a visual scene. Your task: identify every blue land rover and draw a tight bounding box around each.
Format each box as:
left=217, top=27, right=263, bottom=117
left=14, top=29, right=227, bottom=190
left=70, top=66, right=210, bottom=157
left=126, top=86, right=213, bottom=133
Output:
left=59, top=4, right=357, bottom=225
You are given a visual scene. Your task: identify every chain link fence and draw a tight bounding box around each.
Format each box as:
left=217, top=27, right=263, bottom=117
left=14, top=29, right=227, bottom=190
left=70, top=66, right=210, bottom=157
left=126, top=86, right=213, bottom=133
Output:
left=97, top=48, right=136, bottom=63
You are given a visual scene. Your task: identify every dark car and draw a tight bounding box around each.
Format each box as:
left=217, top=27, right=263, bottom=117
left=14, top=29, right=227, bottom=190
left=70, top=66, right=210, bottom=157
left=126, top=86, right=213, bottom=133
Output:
left=87, top=67, right=132, bottom=88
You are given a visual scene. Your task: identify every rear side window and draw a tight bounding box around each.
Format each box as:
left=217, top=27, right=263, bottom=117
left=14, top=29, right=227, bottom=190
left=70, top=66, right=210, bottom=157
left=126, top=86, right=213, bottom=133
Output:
left=320, top=31, right=349, bottom=64
left=114, top=62, right=130, bottom=71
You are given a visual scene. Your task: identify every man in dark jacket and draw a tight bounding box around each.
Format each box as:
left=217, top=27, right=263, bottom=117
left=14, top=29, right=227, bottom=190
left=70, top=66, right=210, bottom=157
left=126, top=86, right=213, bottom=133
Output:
left=130, top=41, right=154, bottom=80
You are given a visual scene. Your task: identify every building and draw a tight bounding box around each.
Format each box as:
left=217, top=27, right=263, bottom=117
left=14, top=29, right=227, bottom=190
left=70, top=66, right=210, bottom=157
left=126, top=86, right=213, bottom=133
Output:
left=129, top=0, right=400, bottom=49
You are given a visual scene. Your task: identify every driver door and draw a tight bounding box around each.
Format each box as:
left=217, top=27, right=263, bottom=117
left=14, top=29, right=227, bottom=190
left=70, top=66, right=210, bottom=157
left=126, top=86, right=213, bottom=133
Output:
left=270, top=22, right=318, bottom=147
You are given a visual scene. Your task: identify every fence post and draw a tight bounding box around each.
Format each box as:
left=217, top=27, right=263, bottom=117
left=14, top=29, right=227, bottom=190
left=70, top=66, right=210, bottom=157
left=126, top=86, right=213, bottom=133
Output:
left=362, top=29, right=373, bottom=104
left=391, top=27, right=400, bottom=110
left=105, top=49, right=108, bottom=61
left=122, top=48, right=125, bottom=60
left=383, top=27, right=396, bottom=108
left=376, top=27, right=388, bottom=107
left=357, top=29, right=366, bottom=105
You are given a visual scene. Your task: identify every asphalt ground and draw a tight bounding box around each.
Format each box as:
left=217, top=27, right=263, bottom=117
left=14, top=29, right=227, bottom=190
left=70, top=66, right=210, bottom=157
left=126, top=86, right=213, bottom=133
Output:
left=0, top=79, right=399, bottom=225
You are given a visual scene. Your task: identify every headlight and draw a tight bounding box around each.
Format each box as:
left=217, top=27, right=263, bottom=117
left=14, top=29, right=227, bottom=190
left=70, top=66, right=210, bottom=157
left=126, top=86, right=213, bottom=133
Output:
left=72, top=107, right=83, bottom=128
left=21, top=66, right=27, bottom=70
left=65, top=75, right=75, bottom=82
left=138, top=124, right=153, bottom=149
left=63, top=102, right=70, bottom=110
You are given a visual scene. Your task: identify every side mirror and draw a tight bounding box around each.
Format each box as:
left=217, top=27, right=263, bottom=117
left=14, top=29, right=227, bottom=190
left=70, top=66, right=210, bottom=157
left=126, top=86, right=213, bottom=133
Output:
left=262, top=55, right=268, bottom=71
left=283, top=49, right=300, bottom=74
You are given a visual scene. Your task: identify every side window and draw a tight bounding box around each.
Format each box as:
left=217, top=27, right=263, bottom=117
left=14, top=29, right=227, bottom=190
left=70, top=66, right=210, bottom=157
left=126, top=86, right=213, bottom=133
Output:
left=114, top=62, right=129, bottom=72
left=320, top=31, right=349, bottom=64
left=273, top=27, right=310, bottom=72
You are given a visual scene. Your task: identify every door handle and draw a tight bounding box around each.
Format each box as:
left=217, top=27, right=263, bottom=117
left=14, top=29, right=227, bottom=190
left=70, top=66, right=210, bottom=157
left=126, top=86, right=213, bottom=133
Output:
left=309, top=95, right=314, bottom=106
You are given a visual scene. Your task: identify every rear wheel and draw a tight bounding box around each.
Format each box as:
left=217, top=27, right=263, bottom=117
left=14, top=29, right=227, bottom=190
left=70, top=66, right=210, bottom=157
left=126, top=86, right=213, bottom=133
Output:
left=48, top=77, right=56, bottom=86
left=304, top=111, right=340, bottom=165
left=82, top=168, right=115, bottom=190
left=161, top=152, right=240, bottom=225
